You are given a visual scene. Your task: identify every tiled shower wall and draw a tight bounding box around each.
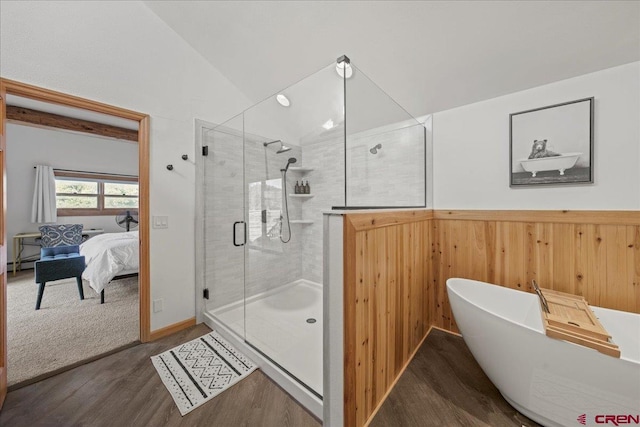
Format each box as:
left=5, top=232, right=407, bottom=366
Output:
left=204, top=121, right=427, bottom=306
left=347, top=124, right=425, bottom=207
left=299, top=137, right=345, bottom=284
left=204, top=129, right=303, bottom=311
left=299, top=123, right=426, bottom=284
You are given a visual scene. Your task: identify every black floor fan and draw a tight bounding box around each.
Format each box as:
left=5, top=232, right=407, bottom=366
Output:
left=116, top=210, right=139, bottom=231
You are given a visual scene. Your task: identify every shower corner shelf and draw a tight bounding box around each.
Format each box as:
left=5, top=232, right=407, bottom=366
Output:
left=289, top=219, right=314, bottom=224
left=289, top=194, right=314, bottom=199
left=288, top=166, right=314, bottom=173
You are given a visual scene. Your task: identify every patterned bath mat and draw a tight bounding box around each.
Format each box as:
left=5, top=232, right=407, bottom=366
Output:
left=151, top=331, right=257, bottom=415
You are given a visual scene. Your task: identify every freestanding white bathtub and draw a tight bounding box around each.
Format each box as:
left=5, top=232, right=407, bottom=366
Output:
left=447, top=278, right=640, bottom=427
left=519, top=152, right=582, bottom=177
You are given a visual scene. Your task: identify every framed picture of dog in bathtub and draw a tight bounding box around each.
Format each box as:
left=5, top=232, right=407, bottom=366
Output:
left=510, top=97, right=594, bottom=186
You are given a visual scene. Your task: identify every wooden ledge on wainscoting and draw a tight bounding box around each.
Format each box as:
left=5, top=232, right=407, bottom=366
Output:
left=433, top=209, right=640, bottom=226
left=149, top=317, right=197, bottom=341
left=346, top=209, right=434, bottom=231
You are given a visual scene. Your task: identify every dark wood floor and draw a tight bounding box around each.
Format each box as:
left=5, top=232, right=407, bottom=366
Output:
left=0, top=324, right=320, bottom=427
left=370, top=328, right=541, bottom=427
left=1, top=324, right=541, bottom=427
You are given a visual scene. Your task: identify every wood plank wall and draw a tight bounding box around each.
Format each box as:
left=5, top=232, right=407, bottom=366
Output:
left=343, top=210, right=433, bottom=427
left=343, top=209, right=639, bottom=427
left=431, top=211, right=640, bottom=333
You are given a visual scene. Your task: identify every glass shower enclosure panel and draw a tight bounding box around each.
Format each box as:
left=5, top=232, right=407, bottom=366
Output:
left=201, top=55, right=429, bottom=418
left=203, top=114, right=246, bottom=339
left=241, top=62, right=344, bottom=396
left=345, top=64, right=426, bottom=207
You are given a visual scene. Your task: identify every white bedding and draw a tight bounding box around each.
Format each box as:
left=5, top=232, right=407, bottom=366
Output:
left=80, top=231, right=139, bottom=293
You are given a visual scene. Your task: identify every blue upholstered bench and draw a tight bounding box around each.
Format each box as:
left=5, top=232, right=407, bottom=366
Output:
left=34, top=245, right=86, bottom=310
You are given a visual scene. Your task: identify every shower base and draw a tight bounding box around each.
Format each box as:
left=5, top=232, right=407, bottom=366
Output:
left=204, top=279, right=323, bottom=417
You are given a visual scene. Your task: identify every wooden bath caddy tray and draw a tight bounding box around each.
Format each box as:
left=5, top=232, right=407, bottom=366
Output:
left=533, top=281, right=620, bottom=358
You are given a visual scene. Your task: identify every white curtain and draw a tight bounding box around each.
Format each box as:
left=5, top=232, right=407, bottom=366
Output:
left=31, top=165, right=57, bottom=223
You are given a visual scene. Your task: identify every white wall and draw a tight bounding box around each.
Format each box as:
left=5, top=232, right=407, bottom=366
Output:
left=433, top=62, right=640, bottom=210
left=6, top=124, right=138, bottom=265
left=0, top=1, right=252, bottom=330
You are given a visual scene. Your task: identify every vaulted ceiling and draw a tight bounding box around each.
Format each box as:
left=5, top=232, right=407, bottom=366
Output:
left=145, top=1, right=639, bottom=120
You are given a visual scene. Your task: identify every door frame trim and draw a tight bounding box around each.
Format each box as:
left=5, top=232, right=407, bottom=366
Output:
left=0, top=78, right=151, bottom=407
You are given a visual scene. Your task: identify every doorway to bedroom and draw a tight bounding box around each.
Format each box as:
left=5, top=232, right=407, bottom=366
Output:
left=0, top=80, right=151, bottom=396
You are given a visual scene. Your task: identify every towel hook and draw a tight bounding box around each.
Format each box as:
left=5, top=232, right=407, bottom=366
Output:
left=166, top=164, right=174, bottom=171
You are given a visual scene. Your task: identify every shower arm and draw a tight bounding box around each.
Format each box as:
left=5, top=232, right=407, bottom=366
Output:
left=264, top=139, right=292, bottom=154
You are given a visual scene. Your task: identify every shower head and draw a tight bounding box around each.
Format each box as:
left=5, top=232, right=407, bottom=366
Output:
left=264, top=139, right=291, bottom=154
left=282, top=157, right=297, bottom=172
left=370, top=143, right=382, bottom=154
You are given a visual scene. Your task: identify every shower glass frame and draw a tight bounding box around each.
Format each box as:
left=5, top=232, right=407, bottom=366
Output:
left=343, top=59, right=427, bottom=209
left=202, top=56, right=427, bottom=399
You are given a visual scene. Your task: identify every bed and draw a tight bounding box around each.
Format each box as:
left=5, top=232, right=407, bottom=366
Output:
left=80, top=231, right=139, bottom=298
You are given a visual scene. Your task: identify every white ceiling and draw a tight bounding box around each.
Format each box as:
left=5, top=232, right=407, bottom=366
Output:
left=144, top=1, right=640, bottom=119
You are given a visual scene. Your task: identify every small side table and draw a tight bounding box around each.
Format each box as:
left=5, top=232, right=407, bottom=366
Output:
left=12, top=232, right=41, bottom=276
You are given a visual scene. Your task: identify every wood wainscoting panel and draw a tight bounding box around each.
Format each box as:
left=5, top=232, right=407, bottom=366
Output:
left=344, top=211, right=432, bottom=427
left=431, top=211, right=640, bottom=333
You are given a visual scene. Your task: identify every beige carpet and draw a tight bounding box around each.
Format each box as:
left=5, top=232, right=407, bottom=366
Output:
left=7, top=271, right=139, bottom=387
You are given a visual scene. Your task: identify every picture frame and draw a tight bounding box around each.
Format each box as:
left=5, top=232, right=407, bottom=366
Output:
left=510, top=97, right=594, bottom=187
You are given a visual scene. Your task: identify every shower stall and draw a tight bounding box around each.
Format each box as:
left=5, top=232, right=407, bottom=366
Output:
left=198, top=56, right=427, bottom=418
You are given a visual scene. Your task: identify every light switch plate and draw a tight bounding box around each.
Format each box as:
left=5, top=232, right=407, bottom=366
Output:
left=153, top=215, right=169, bottom=229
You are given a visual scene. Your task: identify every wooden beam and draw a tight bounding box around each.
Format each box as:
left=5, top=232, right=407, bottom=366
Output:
left=6, top=106, right=138, bottom=142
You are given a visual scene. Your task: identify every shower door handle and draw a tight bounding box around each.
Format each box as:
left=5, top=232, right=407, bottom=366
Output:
left=233, top=221, right=246, bottom=247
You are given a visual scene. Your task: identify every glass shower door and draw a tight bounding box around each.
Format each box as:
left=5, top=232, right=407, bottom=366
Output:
left=239, top=62, right=345, bottom=398
left=241, top=101, right=299, bottom=381
left=203, top=115, right=246, bottom=339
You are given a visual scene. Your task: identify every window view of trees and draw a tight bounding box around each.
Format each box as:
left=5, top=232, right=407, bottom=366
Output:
left=248, top=179, right=282, bottom=246
left=55, top=176, right=138, bottom=214
left=104, top=182, right=138, bottom=208
left=55, top=180, right=98, bottom=208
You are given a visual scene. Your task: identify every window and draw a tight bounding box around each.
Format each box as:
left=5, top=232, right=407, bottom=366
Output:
left=55, top=171, right=138, bottom=216
left=247, top=178, right=283, bottom=252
